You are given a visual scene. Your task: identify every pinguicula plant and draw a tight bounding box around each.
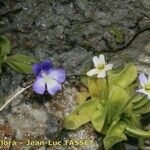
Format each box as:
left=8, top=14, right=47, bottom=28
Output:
left=1, top=35, right=150, bottom=149
left=64, top=54, right=150, bottom=150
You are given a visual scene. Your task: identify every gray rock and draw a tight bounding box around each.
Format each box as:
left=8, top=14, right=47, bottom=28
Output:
left=45, top=114, right=62, bottom=139
left=0, top=68, right=23, bottom=96
left=0, top=0, right=150, bottom=150
left=141, top=0, right=150, bottom=9
left=124, top=144, right=138, bottom=150
left=1, top=0, right=149, bottom=56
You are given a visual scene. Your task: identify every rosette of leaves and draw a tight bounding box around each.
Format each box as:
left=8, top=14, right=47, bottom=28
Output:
left=64, top=63, right=150, bottom=150
left=0, top=36, right=36, bottom=74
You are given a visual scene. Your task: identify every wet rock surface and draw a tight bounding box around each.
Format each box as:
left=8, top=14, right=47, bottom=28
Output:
left=0, top=0, right=150, bottom=150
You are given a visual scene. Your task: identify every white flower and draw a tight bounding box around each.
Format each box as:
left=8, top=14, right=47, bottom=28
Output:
left=87, top=54, right=113, bottom=78
left=136, top=73, right=150, bottom=99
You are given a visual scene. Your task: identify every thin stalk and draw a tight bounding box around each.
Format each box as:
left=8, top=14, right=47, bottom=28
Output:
left=0, top=84, right=32, bottom=112
left=105, top=72, right=110, bottom=125
left=105, top=72, right=109, bottom=89
left=126, top=126, right=150, bottom=138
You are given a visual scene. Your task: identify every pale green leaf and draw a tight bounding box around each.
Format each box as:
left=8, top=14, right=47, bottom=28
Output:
left=123, top=112, right=141, bottom=129
left=123, top=113, right=150, bottom=138
left=134, top=101, right=150, bottom=115
left=64, top=99, right=99, bottom=130
left=126, top=82, right=138, bottom=98
left=88, top=77, right=106, bottom=98
left=126, top=125, right=150, bottom=138
left=123, top=102, right=133, bottom=117
left=76, top=91, right=90, bottom=104
left=133, top=96, right=149, bottom=110
left=91, top=100, right=106, bottom=132
left=107, top=85, right=129, bottom=124
left=111, top=63, right=137, bottom=88
left=131, top=94, right=144, bottom=103
left=103, top=121, right=127, bottom=150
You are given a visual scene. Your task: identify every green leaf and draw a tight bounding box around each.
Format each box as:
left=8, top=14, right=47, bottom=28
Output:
left=123, top=102, right=133, bottom=117
left=134, top=101, right=150, bottom=115
left=76, top=91, right=90, bottom=104
left=131, top=94, right=144, bottom=103
left=0, top=36, right=11, bottom=55
left=123, top=113, right=150, bottom=138
left=88, top=77, right=106, bottom=98
left=80, top=76, right=88, bottom=87
left=133, top=96, right=149, bottom=110
left=91, top=99, right=106, bottom=132
left=126, top=82, right=138, bottom=98
left=103, top=121, right=127, bottom=150
left=107, top=85, right=130, bottom=124
left=124, top=113, right=150, bottom=139
left=111, top=63, right=137, bottom=88
left=64, top=99, right=99, bottom=130
left=123, top=113, right=141, bottom=129
left=126, top=126, right=150, bottom=138
left=6, top=54, right=37, bottom=74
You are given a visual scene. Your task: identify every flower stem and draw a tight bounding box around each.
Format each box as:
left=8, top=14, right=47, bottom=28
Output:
left=105, top=72, right=110, bottom=125
left=106, top=72, right=109, bottom=89
left=0, top=84, right=32, bottom=112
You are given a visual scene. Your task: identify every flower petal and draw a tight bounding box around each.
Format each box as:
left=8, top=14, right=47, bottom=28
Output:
left=97, top=71, right=106, bottom=78
left=105, top=64, right=113, bottom=71
left=147, top=95, right=150, bottom=99
left=93, top=56, right=100, bottom=67
left=99, top=54, right=105, bottom=65
left=139, top=73, right=147, bottom=87
left=87, top=68, right=99, bottom=76
left=32, top=59, right=53, bottom=76
left=136, top=89, right=145, bottom=94
left=148, top=75, right=150, bottom=82
left=32, top=63, right=41, bottom=75
left=48, top=69, right=66, bottom=83
left=47, top=79, right=62, bottom=95
left=33, top=76, right=46, bottom=94
left=41, top=59, right=53, bottom=68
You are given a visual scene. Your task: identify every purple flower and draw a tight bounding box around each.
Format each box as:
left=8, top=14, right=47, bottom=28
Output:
left=32, top=59, right=66, bottom=95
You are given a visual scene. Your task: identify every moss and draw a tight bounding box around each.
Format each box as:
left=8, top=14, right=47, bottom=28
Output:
left=109, top=27, right=125, bottom=44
